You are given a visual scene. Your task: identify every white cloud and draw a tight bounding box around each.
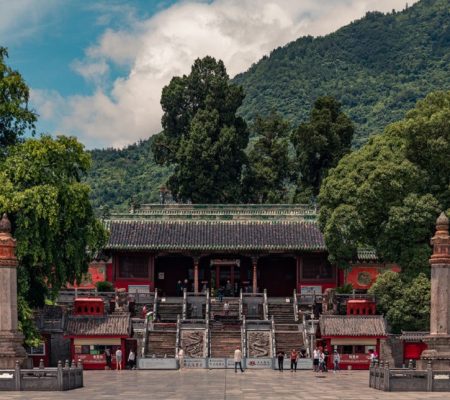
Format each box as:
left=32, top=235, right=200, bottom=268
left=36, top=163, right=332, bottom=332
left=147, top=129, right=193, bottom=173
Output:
left=32, top=0, right=418, bottom=148
left=0, top=0, right=60, bottom=43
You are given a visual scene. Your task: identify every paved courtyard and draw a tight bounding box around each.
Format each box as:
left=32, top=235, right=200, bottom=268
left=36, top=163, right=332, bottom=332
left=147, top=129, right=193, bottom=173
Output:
left=2, top=369, right=450, bottom=400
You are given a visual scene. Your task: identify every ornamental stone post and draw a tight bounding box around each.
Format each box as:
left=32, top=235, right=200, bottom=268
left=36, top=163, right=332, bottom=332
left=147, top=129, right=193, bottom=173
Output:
left=0, top=213, right=27, bottom=368
left=419, top=212, right=450, bottom=370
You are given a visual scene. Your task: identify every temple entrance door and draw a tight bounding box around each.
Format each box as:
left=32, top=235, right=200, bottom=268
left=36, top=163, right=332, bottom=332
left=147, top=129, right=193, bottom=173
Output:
left=210, top=260, right=240, bottom=296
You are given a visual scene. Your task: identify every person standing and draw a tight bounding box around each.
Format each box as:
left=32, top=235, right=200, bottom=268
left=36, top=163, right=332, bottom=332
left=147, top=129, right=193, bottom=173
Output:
left=313, top=347, right=320, bottom=372
left=115, top=348, right=123, bottom=371
left=319, top=350, right=325, bottom=372
left=127, top=349, right=136, bottom=370
left=105, top=347, right=112, bottom=370
left=178, top=348, right=185, bottom=370
left=333, top=350, right=340, bottom=373
left=234, top=348, right=244, bottom=373
left=176, top=280, right=183, bottom=297
left=277, top=351, right=285, bottom=372
left=290, top=349, right=298, bottom=372
left=223, top=301, right=230, bottom=316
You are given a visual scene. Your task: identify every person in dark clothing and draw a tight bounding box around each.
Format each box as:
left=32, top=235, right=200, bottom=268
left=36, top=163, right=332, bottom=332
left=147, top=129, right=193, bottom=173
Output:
left=176, top=280, right=183, bottom=296
left=277, top=351, right=285, bottom=372
left=105, top=348, right=112, bottom=369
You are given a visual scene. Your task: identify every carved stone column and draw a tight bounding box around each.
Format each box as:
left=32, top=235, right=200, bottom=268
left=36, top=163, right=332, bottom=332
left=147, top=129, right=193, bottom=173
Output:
left=252, top=257, right=258, bottom=294
left=0, top=213, right=27, bottom=368
left=419, top=212, right=450, bottom=370
left=194, top=257, right=199, bottom=294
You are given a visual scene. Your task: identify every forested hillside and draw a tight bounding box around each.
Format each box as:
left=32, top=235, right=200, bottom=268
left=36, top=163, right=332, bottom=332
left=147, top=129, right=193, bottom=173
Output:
left=235, top=0, right=450, bottom=145
left=87, top=0, right=450, bottom=210
left=87, top=138, right=170, bottom=212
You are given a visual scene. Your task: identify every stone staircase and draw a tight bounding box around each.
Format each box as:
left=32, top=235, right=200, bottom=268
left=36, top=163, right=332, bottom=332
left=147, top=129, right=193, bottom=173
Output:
left=243, top=303, right=263, bottom=320
left=268, top=302, right=295, bottom=323
left=157, top=301, right=182, bottom=322
left=187, top=303, right=206, bottom=319
left=274, top=323, right=304, bottom=354
left=210, top=299, right=240, bottom=320
left=145, top=323, right=177, bottom=358
left=209, top=321, right=242, bottom=358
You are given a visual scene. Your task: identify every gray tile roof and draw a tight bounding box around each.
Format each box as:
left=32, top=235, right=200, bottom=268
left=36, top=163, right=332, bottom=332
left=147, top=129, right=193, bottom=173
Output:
left=104, top=219, right=326, bottom=251
left=399, top=331, right=429, bottom=342
left=319, top=315, right=387, bottom=337
left=65, top=314, right=131, bottom=336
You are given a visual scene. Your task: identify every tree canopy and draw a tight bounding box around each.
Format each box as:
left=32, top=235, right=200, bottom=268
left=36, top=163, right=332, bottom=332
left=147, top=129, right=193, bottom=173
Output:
left=0, top=47, right=37, bottom=155
left=319, top=90, right=450, bottom=276
left=368, top=271, right=430, bottom=333
left=152, top=56, right=249, bottom=203
left=242, top=112, right=291, bottom=203
left=0, top=135, right=107, bottom=344
left=291, top=96, right=354, bottom=202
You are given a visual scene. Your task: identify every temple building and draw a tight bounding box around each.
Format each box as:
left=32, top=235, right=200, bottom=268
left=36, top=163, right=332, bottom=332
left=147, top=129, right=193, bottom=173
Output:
left=103, top=204, right=342, bottom=297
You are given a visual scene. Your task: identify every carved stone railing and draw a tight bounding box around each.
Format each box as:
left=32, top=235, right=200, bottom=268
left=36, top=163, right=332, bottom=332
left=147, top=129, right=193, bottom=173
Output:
left=182, top=289, right=187, bottom=320
left=270, top=316, right=276, bottom=357
left=175, top=314, right=181, bottom=360
left=153, top=289, right=158, bottom=316
left=239, top=289, right=243, bottom=320
left=0, top=360, right=83, bottom=392
left=241, top=315, right=247, bottom=357
left=263, top=289, right=268, bottom=320
left=293, top=289, right=299, bottom=322
left=368, top=361, right=450, bottom=392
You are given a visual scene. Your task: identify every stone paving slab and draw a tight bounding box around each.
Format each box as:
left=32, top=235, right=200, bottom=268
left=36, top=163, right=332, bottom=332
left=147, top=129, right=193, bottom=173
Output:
left=2, top=370, right=450, bottom=399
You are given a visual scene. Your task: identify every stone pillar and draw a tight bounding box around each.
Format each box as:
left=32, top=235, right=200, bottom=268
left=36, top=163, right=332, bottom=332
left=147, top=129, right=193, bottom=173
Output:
left=0, top=213, right=27, bottom=368
left=194, top=257, right=199, bottom=294
left=419, top=212, right=450, bottom=370
left=252, top=257, right=258, bottom=294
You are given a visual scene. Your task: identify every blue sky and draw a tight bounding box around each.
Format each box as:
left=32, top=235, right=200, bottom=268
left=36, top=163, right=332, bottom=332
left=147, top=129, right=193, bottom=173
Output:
left=0, top=0, right=416, bottom=149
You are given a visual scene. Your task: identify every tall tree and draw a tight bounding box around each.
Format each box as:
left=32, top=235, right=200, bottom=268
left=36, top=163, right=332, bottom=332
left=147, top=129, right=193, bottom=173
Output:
left=291, top=96, right=354, bottom=202
left=242, top=112, right=291, bottom=203
left=0, top=136, right=107, bottom=344
left=0, top=47, right=37, bottom=155
left=152, top=56, right=249, bottom=203
left=368, top=271, right=430, bottom=333
left=319, top=91, right=450, bottom=276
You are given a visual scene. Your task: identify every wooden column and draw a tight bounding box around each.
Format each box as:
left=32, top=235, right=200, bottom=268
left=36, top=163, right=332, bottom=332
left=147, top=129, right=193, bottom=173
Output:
left=252, top=257, right=258, bottom=294
left=296, top=255, right=302, bottom=293
left=194, top=257, right=199, bottom=294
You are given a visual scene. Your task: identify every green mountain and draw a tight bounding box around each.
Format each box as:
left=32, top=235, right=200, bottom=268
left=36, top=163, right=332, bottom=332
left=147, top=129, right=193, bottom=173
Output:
left=87, top=0, right=450, bottom=211
left=86, top=138, right=170, bottom=212
left=234, top=0, right=450, bottom=145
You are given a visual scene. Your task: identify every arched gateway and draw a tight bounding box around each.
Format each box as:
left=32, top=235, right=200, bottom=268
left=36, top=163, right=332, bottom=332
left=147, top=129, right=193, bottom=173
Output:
left=104, top=205, right=339, bottom=297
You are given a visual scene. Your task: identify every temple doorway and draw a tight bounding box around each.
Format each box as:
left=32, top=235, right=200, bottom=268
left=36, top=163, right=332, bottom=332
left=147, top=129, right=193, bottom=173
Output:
left=258, top=256, right=296, bottom=297
left=155, top=256, right=193, bottom=296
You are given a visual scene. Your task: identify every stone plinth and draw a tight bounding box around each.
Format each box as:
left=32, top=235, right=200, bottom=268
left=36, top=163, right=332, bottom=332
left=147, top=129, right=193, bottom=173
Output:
left=419, top=212, right=450, bottom=370
left=0, top=213, right=26, bottom=368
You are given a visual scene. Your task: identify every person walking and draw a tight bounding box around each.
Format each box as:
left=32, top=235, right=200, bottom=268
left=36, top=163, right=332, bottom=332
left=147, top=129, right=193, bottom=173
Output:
left=115, top=348, right=123, bottom=371
left=277, top=351, right=285, bottom=372
left=290, top=349, right=298, bottom=372
left=178, top=348, right=185, bottom=370
left=234, top=348, right=244, bottom=373
left=313, top=347, right=320, bottom=372
left=127, top=349, right=136, bottom=369
left=333, top=350, right=340, bottom=373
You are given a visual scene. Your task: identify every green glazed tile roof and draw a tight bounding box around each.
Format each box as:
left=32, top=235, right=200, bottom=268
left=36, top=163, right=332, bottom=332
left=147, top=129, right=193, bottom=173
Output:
left=104, top=204, right=325, bottom=251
